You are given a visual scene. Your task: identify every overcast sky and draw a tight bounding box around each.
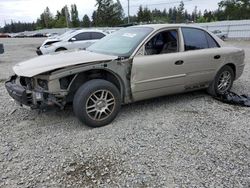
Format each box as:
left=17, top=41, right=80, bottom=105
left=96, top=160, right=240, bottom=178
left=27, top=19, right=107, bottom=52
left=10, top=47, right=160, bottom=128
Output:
left=0, top=0, right=222, bottom=27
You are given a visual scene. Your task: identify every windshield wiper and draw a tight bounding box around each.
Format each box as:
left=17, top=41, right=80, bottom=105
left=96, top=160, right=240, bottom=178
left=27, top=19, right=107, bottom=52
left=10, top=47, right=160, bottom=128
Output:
left=117, top=56, right=128, bottom=60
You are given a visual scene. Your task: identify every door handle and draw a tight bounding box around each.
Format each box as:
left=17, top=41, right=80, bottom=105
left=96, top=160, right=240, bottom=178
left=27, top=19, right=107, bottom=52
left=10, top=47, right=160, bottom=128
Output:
left=175, top=60, right=184, bottom=65
left=214, top=55, right=221, bottom=59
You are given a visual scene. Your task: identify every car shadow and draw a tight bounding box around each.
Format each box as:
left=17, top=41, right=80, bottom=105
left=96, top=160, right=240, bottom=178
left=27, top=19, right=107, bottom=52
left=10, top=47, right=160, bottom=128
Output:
left=34, top=90, right=209, bottom=128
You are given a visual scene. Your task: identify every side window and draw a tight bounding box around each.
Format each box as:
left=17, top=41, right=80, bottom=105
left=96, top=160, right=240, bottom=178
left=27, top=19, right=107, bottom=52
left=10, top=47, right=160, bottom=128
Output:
left=206, top=32, right=220, bottom=48
left=145, top=30, right=178, bottom=55
left=182, top=28, right=208, bottom=51
left=73, top=32, right=91, bottom=41
left=91, top=32, right=105, bottom=40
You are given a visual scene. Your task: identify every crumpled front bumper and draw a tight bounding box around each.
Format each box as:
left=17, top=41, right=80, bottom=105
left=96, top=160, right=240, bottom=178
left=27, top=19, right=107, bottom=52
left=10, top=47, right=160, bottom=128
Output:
left=5, top=76, right=33, bottom=106
left=36, top=47, right=43, bottom=56
left=5, top=76, right=65, bottom=109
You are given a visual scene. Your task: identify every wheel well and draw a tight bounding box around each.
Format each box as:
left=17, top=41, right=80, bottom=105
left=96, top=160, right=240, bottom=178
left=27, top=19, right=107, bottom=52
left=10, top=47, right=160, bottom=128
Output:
left=63, top=69, right=124, bottom=102
left=55, top=47, right=67, bottom=52
left=225, top=63, right=236, bottom=78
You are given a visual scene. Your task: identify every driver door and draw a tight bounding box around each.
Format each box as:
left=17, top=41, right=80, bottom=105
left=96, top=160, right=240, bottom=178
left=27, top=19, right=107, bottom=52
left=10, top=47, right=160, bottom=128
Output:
left=131, top=28, right=187, bottom=101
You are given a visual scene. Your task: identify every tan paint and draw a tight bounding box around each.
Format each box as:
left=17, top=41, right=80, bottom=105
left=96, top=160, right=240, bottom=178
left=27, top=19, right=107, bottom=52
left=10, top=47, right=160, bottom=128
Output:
left=10, top=24, right=245, bottom=106
left=13, top=50, right=117, bottom=77
left=130, top=26, right=245, bottom=102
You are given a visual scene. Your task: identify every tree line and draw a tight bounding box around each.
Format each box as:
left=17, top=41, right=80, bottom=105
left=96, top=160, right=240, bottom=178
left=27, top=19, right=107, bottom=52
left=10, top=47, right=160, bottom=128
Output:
left=0, top=22, right=36, bottom=33
left=1, top=0, right=250, bottom=33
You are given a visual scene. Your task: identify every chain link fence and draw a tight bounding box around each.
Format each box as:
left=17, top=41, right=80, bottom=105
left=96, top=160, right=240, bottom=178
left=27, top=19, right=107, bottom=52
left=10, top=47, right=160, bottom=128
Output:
left=197, top=20, right=250, bottom=40
left=6, top=20, right=250, bottom=40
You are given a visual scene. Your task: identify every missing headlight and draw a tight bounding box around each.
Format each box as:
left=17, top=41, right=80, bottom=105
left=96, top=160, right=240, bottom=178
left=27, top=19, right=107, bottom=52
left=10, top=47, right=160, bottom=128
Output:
left=20, top=77, right=33, bottom=89
left=37, top=79, right=48, bottom=90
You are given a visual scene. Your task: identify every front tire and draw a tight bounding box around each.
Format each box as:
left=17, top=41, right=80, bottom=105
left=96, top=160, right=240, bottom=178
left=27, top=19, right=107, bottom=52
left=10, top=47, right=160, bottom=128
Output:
left=73, top=79, right=121, bottom=127
left=55, top=47, right=67, bottom=52
left=207, top=65, right=234, bottom=96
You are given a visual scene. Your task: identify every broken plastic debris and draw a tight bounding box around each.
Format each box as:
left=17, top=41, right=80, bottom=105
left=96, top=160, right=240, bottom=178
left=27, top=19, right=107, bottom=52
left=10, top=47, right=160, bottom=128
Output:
left=214, top=91, right=250, bottom=107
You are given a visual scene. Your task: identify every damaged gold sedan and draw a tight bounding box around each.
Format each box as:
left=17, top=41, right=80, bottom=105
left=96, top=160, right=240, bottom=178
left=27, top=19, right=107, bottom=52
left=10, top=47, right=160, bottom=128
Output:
left=5, top=24, right=245, bottom=127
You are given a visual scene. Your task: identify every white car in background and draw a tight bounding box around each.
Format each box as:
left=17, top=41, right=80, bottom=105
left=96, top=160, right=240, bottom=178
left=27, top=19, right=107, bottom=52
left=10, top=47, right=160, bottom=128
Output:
left=212, top=30, right=228, bottom=41
left=36, top=29, right=107, bottom=55
left=37, top=30, right=76, bottom=54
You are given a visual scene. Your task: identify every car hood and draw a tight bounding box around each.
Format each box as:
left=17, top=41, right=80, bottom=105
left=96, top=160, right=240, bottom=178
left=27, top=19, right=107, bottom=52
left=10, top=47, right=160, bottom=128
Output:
left=48, top=36, right=60, bottom=39
left=41, top=38, right=60, bottom=46
left=13, top=50, right=118, bottom=77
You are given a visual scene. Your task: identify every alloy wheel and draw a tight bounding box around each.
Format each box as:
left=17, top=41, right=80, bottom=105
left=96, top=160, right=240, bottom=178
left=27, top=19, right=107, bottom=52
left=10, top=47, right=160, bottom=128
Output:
left=217, top=71, right=232, bottom=93
left=86, top=90, right=116, bottom=121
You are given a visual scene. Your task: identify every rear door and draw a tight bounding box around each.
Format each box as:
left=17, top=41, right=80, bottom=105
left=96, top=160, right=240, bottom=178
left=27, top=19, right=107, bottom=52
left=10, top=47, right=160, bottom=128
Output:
left=179, top=27, right=223, bottom=89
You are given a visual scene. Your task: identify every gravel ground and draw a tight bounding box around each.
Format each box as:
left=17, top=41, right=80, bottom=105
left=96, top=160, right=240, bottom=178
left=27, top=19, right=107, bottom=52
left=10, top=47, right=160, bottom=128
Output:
left=0, top=38, right=250, bottom=187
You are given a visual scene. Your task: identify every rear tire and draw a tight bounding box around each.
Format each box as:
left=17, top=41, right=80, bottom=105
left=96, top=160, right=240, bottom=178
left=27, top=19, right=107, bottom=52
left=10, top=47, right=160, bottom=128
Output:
left=207, top=65, right=234, bottom=96
left=73, top=79, right=121, bottom=127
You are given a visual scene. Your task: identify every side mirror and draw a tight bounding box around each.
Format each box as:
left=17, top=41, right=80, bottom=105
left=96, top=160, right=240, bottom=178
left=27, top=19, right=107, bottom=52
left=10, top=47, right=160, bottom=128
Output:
left=70, top=37, right=76, bottom=42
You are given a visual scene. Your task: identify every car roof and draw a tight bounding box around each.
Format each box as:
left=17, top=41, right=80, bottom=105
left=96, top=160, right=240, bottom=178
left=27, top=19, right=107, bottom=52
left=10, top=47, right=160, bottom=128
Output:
left=73, top=29, right=106, bottom=34
left=61, top=29, right=106, bottom=41
left=131, top=24, right=205, bottom=31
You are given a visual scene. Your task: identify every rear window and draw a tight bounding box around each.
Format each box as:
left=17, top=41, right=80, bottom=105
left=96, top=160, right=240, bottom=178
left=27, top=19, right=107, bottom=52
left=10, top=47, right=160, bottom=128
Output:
left=206, top=32, right=219, bottom=48
left=91, top=32, right=105, bottom=40
left=182, top=27, right=219, bottom=51
left=74, top=32, right=91, bottom=41
left=182, top=28, right=207, bottom=51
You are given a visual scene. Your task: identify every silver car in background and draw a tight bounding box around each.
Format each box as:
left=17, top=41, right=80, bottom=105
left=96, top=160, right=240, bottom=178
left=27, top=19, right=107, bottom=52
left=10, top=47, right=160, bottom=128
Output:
left=6, top=24, right=245, bottom=127
left=36, top=29, right=107, bottom=55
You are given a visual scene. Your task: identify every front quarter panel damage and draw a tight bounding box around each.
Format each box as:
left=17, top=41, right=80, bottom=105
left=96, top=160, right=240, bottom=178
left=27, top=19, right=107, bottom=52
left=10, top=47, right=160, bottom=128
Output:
left=47, top=58, right=133, bottom=105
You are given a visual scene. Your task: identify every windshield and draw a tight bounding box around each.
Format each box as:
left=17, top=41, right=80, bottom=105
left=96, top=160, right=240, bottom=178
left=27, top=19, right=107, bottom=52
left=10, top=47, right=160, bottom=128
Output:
left=59, top=30, right=76, bottom=39
left=87, top=27, right=153, bottom=57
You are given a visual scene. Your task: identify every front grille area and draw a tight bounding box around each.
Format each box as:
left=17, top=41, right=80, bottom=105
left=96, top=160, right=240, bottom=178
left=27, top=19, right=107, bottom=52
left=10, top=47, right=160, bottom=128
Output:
left=20, top=77, right=33, bottom=90
left=26, top=93, right=33, bottom=105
